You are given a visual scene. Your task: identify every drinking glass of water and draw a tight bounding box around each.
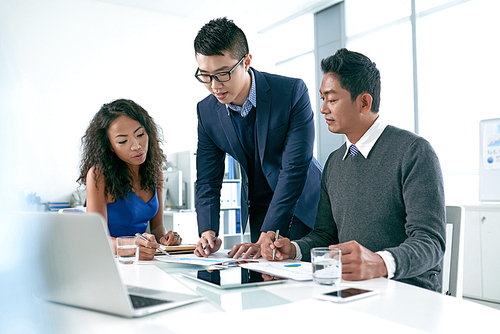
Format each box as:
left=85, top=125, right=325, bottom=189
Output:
left=116, top=236, right=139, bottom=264
left=311, top=247, right=341, bottom=285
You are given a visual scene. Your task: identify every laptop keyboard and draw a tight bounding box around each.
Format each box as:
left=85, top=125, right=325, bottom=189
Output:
left=129, top=294, right=173, bottom=309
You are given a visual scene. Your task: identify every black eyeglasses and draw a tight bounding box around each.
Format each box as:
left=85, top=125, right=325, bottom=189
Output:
left=195, top=55, right=247, bottom=83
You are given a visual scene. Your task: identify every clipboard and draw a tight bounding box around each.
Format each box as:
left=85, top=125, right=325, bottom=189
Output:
left=155, top=244, right=196, bottom=255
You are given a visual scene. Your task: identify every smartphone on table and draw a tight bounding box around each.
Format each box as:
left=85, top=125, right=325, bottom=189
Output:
left=316, top=288, right=379, bottom=303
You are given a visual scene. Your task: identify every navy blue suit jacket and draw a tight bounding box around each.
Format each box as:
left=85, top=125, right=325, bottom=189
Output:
left=195, top=68, right=322, bottom=236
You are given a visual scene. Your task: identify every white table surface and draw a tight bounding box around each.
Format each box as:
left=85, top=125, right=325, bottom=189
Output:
left=36, top=255, right=499, bottom=334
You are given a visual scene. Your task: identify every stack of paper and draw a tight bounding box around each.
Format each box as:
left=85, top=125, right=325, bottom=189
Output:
left=155, top=244, right=196, bottom=255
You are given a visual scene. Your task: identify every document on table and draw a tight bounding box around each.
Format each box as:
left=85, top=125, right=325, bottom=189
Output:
left=239, top=262, right=313, bottom=281
left=155, top=253, right=232, bottom=266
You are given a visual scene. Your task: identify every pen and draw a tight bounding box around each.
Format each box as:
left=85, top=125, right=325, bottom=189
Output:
left=272, top=229, right=279, bottom=260
left=135, top=233, right=170, bottom=256
left=203, top=236, right=217, bottom=250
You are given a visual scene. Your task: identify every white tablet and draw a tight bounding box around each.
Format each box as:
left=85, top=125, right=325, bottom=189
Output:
left=180, top=267, right=287, bottom=289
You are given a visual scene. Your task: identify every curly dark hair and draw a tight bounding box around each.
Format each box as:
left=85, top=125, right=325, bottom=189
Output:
left=77, top=99, right=166, bottom=200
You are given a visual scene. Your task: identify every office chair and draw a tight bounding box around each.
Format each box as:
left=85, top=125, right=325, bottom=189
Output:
left=438, top=206, right=465, bottom=297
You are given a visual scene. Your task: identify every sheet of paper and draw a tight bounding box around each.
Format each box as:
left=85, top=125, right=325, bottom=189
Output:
left=239, top=261, right=312, bottom=281
left=155, top=253, right=231, bottom=266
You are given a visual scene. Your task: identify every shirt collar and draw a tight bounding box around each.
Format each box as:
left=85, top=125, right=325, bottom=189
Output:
left=225, top=68, right=256, bottom=117
left=343, top=116, right=387, bottom=160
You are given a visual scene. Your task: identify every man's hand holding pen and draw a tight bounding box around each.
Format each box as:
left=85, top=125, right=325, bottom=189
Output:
left=259, top=231, right=296, bottom=261
left=195, top=231, right=222, bottom=257
left=257, top=230, right=285, bottom=260
left=266, top=236, right=295, bottom=261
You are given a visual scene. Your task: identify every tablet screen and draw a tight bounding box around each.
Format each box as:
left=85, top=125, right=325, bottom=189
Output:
left=181, top=267, right=287, bottom=289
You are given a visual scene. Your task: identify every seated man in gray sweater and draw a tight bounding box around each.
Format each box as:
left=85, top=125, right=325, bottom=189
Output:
left=263, top=48, right=446, bottom=291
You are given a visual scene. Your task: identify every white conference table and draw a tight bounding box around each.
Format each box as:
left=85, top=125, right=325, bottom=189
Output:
left=38, top=254, right=499, bottom=334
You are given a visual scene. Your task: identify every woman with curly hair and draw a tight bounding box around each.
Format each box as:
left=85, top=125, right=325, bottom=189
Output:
left=77, top=99, right=181, bottom=260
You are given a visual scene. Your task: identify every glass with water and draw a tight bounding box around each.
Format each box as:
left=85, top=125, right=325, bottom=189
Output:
left=311, top=247, right=341, bottom=285
left=116, top=236, right=139, bottom=264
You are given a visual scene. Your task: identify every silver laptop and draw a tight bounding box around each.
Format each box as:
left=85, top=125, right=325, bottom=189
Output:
left=21, top=211, right=202, bottom=318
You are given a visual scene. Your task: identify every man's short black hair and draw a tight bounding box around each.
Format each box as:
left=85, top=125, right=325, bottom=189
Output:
left=194, top=17, right=249, bottom=60
left=321, top=48, right=381, bottom=113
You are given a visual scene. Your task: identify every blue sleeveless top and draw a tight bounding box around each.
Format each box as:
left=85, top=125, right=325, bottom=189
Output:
left=107, top=190, right=159, bottom=238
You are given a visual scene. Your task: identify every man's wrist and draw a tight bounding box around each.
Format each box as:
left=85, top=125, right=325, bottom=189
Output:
left=201, top=230, right=216, bottom=238
left=290, top=243, right=297, bottom=259
left=376, top=251, right=395, bottom=278
left=290, top=242, right=302, bottom=260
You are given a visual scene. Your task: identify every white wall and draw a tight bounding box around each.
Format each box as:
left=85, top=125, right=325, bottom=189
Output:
left=0, top=0, right=209, bottom=205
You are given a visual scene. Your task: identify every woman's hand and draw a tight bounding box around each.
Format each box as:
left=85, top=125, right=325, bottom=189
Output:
left=137, top=233, right=159, bottom=261
left=160, top=231, right=182, bottom=246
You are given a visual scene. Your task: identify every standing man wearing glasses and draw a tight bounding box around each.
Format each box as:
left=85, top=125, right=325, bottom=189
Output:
left=193, top=17, right=322, bottom=259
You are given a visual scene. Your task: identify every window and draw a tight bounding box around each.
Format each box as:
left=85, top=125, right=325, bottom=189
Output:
left=417, top=0, right=500, bottom=204
left=255, top=14, right=317, bottom=156
left=345, top=0, right=500, bottom=204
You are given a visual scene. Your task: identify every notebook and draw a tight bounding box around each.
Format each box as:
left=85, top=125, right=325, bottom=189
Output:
left=155, top=244, right=196, bottom=255
left=21, top=211, right=203, bottom=318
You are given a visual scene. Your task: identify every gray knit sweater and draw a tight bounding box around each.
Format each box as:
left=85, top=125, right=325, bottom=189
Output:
left=296, top=125, right=446, bottom=291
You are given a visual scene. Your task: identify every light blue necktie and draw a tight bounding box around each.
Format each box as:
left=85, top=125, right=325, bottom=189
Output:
left=350, top=145, right=359, bottom=157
